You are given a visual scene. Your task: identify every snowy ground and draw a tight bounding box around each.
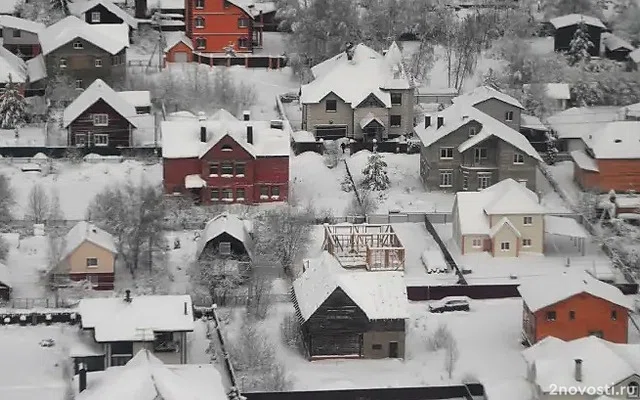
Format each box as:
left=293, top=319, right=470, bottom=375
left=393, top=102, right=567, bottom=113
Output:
left=5, top=235, right=49, bottom=301
left=0, top=126, right=47, bottom=147
left=545, top=161, right=582, bottom=207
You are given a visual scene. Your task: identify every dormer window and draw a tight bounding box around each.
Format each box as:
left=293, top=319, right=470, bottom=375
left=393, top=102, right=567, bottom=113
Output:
left=469, top=127, right=476, bottom=137
left=91, top=11, right=101, bottom=22
left=73, top=41, right=84, bottom=49
left=505, top=111, right=514, bottom=121
left=221, top=144, right=233, bottom=151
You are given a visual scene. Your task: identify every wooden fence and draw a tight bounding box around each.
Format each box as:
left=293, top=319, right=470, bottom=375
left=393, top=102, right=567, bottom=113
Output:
left=193, top=53, right=287, bottom=69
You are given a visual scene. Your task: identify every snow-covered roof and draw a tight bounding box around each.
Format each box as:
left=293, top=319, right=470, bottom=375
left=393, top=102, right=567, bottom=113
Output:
left=0, top=46, right=27, bottom=84
left=582, top=121, right=640, bottom=159
left=293, top=251, right=408, bottom=321
left=163, top=31, right=193, bottom=52
left=76, top=349, right=226, bottom=400
left=184, top=174, right=206, bottom=189
left=196, top=212, right=253, bottom=260
left=118, top=91, right=151, bottom=109
left=452, top=85, right=524, bottom=109
left=161, top=114, right=289, bottom=159
left=26, top=54, right=47, bottom=82
left=602, top=32, right=634, bottom=52
left=39, top=16, right=129, bottom=56
left=69, top=0, right=138, bottom=29
left=61, top=221, right=117, bottom=263
left=79, top=295, right=194, bottom=342
left=0, top=15, right=45, bottom=33
left=549, top=14, right=606, bottom=30
left=0, top=0, right=20, bottom=14
left=547, top=106, right=622, bottom=140
left=360, top=113, right=384, bottom=129
left=301, top=42, right=411, bottom=109
left=570, top=149, right=599, bottom=172
left=521, top=114, right=548, bottom=131
left=544, top=215, right=589, bottom=238
left=488, top=217, right=521, bottom=238
left=517, top=271, right=632, bottom=313
left=0, top=262, right=11, bottom=288
left=417, top=86, right=458, bottom=96
left=454, top=178, right=545, bottom=236
left=524, top=83, right=571, bottom=101
left=626, top=102, right=640, bottom=119
left=631, top=48, right=640, bottom=63
left=483, top=378, right=533, bottom=400
left=415, top=103, right=541, bottom=161
left=63, top=79, right=138, bottom=128
left=522, top=336, right=640, bottom=394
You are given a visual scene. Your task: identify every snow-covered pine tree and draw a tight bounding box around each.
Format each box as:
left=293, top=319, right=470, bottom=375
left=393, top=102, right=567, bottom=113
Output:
left=50, top=0, right=69, bottom=15
left=361, top=151, right=390, bottom=191
left=545, top=131, right=559, bottom=165
left=0, top=75, right=28, bottom=129
left=567, top=20, right=594, bottom=65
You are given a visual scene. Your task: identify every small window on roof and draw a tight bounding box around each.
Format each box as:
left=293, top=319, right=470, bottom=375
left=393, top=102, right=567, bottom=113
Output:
left=221, top=144, right=233, bottom=151
left=219, top=242, right=231, bottom=255
left=73, top=41, right=84, bottom=49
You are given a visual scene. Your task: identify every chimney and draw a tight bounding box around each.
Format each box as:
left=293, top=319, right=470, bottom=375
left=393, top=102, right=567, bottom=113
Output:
left=437, top=116, right=444, bottom=129
left=246, top=125, right=254, bottom=144
left=124, top=289, right=132, bottom=303
left=243, top=110, right=250, bottom=121
left=574, top=359, right=583, bottom=382
left=183, top=301, right=188, bottom=315
left=424, top=115, right=431, bottom=129
left=198, top=112, right=207, bottom=143
left=345, top=41, right=355, bottom=61
left=79, top=363, right=87, bottom=393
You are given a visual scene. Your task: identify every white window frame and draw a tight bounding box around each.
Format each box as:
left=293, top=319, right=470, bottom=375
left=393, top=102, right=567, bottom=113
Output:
left=439, top=170, right=453, bottom=188
left=390, top=92, right=402, bottom=106
left=522, top=238, right=532, bottom=247
left=439, top=147, right=453, bottom=160
left=94, top=133, right=109, bottom=146
left=474, top=147, right=487, bottom=161
left=505, top=111, right=514, bottom=121
left=518, top=179, right=527, bottom=186
left=238, top=18, right=249, bottom=28
left=195, top=0, right=205, bottom=8
left=94, top=57, right=102, bottom=68
left=92, top=113, right=109, bottom=126
left=59, top=58, right=67, bottom=69
left=91, top=11, right=101, bottom=22
left=472, top=238, right=482, bottom=248
left=219, top=242, right=231, bottom=255
left=513, top=152, right=524, bottom=164
left=86, top=257, right=98, bottom=268
left=478, top=173, right=491, bottom=190
left=221, top=188, right=233, bottom=200
left=195, top=16, right=204, bottom=28
left=235, top=188, right=245, bottom=201
left=523, top=216, right=533, bottom=226
left=73, top=40, right=84, bottom=49
left=195, top=37, right=206, bottom=49
left=75, top=134, right=86, bottom=147
left=500, top=242, right=510, bottom=251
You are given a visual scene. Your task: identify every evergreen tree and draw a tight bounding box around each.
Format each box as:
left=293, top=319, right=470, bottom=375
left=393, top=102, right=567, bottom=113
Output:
left=50, top=0, right=69, bottom=15
left=567, top=20, right=594, bottom=66
left=545, top=131, right=559, bottom=165
left=0, top=75, right=28, bottom=129
left=361, top=151, right=390, bottom=191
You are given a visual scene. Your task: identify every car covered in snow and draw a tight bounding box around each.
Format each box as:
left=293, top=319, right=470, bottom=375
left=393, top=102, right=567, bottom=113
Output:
left=429, top=296, right=471, bottom=313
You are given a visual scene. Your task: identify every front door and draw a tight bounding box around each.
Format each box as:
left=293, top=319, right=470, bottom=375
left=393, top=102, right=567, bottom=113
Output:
left=389, top=341, right=399, bottom=358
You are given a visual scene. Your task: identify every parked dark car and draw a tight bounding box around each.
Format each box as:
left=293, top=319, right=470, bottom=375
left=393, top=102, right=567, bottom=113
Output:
left=429, top=296, right=471, bottom=313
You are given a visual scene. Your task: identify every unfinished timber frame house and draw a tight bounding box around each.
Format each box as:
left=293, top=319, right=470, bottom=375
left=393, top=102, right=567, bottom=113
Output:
left=322, top=223, right=405, bottom=271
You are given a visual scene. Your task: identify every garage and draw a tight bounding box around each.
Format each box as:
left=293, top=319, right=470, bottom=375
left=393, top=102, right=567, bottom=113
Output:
left=309, top=334, right=362, bottom=358
left=174, top=52, right=188, bottom=63
left=315, top=125, right=348, bottom=140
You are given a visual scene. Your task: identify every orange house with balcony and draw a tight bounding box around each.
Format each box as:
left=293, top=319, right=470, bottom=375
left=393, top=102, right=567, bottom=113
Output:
left=185, top=0, right=263, bottom=54
left=518, top=273, right=633, bottom=346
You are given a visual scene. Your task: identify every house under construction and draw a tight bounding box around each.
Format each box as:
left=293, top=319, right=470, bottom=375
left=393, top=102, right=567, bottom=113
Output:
left=322, top=223, right=405, bottom=271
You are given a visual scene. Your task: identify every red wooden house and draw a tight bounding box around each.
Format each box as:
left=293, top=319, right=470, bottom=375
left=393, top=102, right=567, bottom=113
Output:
left=161, top=109, right=289, bottom=204
left=184, top=0, right=264, bottom=54
left=62, top=79, right=139, bottom=148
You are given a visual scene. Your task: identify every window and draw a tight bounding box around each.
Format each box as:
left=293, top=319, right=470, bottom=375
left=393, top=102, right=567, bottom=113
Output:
left=94, top=58, right=102, bottom=68
left=390, top=93, right=402, bottom=106
left=474, top=147, right=487, bottom=161
left=478, top=173, right=491, bottom=189
left=194, top=16, right=204, bottom=28
left=86, top=258, right=98, bottom=268
left=523, top=216, right=533, bottom=225
left=94, top=134, right=109, bottom=146
left=112, top=54, right=121, bottom=65
left=210, top=188, right=219, bottom=201
left=462, top=173, right=469, bottom=190
left=505, top=111, right=513, bottom=121
left=59, top=58, right=67, bottom=69
left=439, top=170, right=453, bottom=188
left=195, top=37, right=206, bottom=49
left=260, top=186, right=269, bottom=196
left=612, top=310, right=618, bottom=321
left=222, top=188, right=233, bottom=199
left=513, top=153, right=524, bottom=164
left=238, top=37, right=249, bottom=48
left=75, top=79, right=83, bottom=89
left=546, top=311, right=556, bottom=321
left=208, top=162, right=219, bottom=175
left=469, top=127, right=477, bottom=136
left=440, top=147, right=453, bottom=159
left=73, top=40, right=84, bottom=49
left=271, top=186, right=280, bottom=197
left=153, top=332, right=177, bottom=352
left=372, top=344, right=382, bottom=350
left=325, top=99, right=337, bottom=112
left=238, top=18, right=250, bottom=28
left=472, top=238, right=482, bottom=248
left=500, top=241, right=510, bottom=251
left=390, top=115, right=402, bottom=127
left=569, top=310, right=575, bottom=320
left=234, top=163, right=245, bottom=176
left=195, top=0, right=204, bottom=8
left=219, top=242, right=231, bottom=255
left=221, top=162, right=233, bottom=175
left=221, top=144, right=233, bottom=152
left=91, top=11, right=101, bottom=22
left=522, top=238, right=532, bottom=247
left=92, top=114, right=108, bottom=126
left=12, top=29, right=21, bottom=38
left=75, top=134, right=86, bottom=147
left=518, top=179, right=527, bottom=186
left=236, top=188, right=245, bottom=200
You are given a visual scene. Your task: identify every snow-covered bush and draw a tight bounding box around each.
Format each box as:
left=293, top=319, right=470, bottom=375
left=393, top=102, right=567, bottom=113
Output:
left=361, top=152, right=390, bottom=191
left=0, top=77, right=28, bottom=129
left=567, top=20, right=594, bottom=66
left=280, top=311, right=305, bottom=354
left=340, top=174, right=354, bottom=192
left=426, top=323, right=454, bottom=351
left=545, top=131, right=559, bottom=165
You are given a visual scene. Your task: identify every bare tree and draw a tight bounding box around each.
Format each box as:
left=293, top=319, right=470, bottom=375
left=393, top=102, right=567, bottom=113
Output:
left=47, top=189, right=64, bottom=225
left=443, top=333, right=459, bottom=379
left=345, top=189, right=378, bottom=216
left=0, top=174, right=15, bottom=224
left=246, top=274, right=272, bottom=320
left=26, top=184, right=49, bottom=224
left=426, top=323, right=454, bottom=351
left=189, top=253, right=244, bottom=305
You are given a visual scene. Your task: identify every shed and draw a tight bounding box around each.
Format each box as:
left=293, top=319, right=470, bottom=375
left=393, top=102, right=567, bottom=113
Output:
left=196, top=212, right=253, bottom=261
left=602, top=33, right=635, bottom=62
left=549, top=14, right=606, bottom=57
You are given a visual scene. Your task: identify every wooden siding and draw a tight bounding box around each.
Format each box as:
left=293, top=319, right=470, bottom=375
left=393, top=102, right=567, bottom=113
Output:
left=165, top=41, right=194, bottom=64
left=199, top=232, right=249, bottom=260
left=163, top=157, right=200, bottom=193
left=576, top=159, right=640, bottom=193
left=67, top=99, right=133, bottom=148
left=83, top=4, right=125, bottom=25
left=473, top=98, right=521, bottom=132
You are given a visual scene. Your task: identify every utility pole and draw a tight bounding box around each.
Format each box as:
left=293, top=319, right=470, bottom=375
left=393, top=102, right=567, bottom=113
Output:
left=151, top=11, right=164, bottom=71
